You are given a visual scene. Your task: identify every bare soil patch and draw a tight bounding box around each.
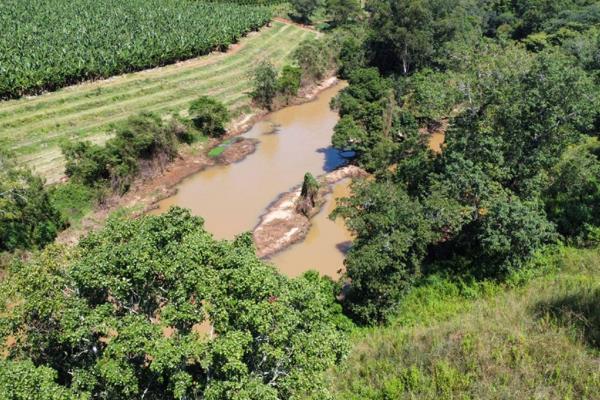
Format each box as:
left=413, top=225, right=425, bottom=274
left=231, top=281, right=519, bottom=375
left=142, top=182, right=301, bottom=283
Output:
left=253, top=165, right=367, bottom=258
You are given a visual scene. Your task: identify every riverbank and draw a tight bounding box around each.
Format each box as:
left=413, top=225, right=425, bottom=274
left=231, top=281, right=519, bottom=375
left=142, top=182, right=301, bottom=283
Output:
left=56, top=76, right=341, bottom=245
left=2, top=20, right=314, bottom=182
left=253, top=165, right=367, bottom=258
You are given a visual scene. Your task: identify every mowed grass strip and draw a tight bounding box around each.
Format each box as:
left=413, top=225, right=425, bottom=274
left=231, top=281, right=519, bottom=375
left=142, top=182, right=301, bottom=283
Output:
left=16, top=28, right=312, bottom=180
left=0, top=21, right=315, bottom=182
left=0, top=24, right=289, bottom=125
left=3, top=23, right=299, bottom=147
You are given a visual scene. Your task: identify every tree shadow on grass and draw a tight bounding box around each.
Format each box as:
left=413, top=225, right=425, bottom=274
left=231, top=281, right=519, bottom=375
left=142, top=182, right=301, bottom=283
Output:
left=535, top=287, right=600, bottom=349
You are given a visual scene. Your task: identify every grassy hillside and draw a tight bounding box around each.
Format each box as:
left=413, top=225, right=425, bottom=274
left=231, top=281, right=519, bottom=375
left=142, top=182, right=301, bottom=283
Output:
left=329, top=247, right=600, bottom=399
left=0, top=21, right=315, bottom=182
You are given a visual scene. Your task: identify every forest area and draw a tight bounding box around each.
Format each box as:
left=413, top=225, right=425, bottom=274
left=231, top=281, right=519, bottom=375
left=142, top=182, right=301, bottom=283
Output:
left=1, top=0, right=600, bottom=398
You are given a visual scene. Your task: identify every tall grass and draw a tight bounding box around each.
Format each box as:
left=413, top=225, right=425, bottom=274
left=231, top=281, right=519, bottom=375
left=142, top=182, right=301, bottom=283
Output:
left=329, top=246, right=600, bottom=399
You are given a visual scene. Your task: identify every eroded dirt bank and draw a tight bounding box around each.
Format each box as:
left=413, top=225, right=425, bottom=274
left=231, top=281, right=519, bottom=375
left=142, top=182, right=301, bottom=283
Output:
left=150, top=81, right=347, bottom=239
left=57, top=78, right=341, bottom=245
left=253, top=165, right=367, bottom=258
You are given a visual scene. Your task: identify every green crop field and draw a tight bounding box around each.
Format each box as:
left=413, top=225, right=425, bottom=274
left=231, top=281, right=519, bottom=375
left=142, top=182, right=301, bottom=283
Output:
left=0, top=0, right=271, bottom=99
left=0, top=21, right=315, bottom=183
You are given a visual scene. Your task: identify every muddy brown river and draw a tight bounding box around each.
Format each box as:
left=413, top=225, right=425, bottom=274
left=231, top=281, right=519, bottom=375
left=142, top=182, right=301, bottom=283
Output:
left=153, top=82, right=353, bottom=277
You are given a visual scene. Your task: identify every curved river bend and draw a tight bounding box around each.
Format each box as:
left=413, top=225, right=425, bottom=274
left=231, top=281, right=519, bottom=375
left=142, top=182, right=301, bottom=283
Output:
left=153, top=82, right=352, bottom=277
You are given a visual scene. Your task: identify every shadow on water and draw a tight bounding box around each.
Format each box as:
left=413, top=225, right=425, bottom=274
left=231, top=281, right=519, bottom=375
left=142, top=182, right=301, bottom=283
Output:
left=317, top=147, right=355, bottom=172
left=336, top=240, right=352, bottom=255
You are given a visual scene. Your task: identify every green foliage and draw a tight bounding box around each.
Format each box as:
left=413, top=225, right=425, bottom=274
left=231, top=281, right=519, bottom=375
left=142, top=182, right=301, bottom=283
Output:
left=0, top=154, right=63, bottom=252
left=397, top=68, right=461, bottom=123
left=337, top=35, right=367, bottom=79
left=366, top=0, right=480, bottom=75
left=189, top=96, right=230, bottom=137
left=61, top=141, right=111, bottom=187
left=251, top=60, right=279, bottom=110
left=293, top=38, right=335, bottom=84
left=544, top=140, right=600, bottom=240
left=0, top=208, right=349, bottom=399
left=331, top=67, right=414, bottom=170
left=0, top=360, right=80, bottom=400
left=330, top=0, right=600, bottom=323
left=276, top=65, right=302, bottom=102
left=48, top=182, right=97, bottom=226
left=474, top=196, right=557, bottom=275
left=62, top=113, right=185, bottom=193
left=332, top=180, right=435, bottom=324
left=483, top=0, right=599, bottom=39
left=289, top=0, right=320, bottom=23
left=297, top=172, right=320, bottom=216
left=300, top=172, right=320, bottom=203
left=0, top=0, right=271, bottom=99
left=446, top=48, right=598, bottom=196
left=326, top=0, right=361, bottom=27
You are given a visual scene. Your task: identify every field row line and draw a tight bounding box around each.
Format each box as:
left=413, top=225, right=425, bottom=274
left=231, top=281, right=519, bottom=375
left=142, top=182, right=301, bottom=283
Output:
left=9, top=28, right=309, bottom=154
left=0, top=24, right=296, bottom=133
left=16, top=28, right=309, bottom=180
left=0, top=21, right=288, bottom=115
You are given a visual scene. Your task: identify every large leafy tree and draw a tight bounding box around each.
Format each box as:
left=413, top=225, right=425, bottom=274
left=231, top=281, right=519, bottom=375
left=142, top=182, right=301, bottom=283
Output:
left=332, top=181, right=434, bottom=323
left=290, top=0, right=320, bottom=23
left=0, top=208, right=349, bottom=399
left=327, top=0, right=361, bottom=27
left=446, top=48, right=598, bottom=196
left=366, top=0, right=480, bottom=75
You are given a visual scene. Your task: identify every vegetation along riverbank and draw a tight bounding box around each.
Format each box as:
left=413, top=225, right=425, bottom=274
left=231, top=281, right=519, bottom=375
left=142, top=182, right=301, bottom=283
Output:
left=1, top=0, right=600, bottom=398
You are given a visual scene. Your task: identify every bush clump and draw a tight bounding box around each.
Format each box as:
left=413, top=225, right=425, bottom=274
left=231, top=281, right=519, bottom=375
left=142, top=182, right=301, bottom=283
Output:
left=0, top=153, right=63, bottom=252
left=62, top=112, right=186, bottom=193
left=188, top=96, right=230, bottom=137
left=297, top=172, right=320, bottom=216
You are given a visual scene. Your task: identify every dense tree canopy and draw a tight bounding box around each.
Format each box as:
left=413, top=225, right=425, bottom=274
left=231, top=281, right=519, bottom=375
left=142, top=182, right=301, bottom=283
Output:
left=330, top=0, right=600, bottom=323
left=289, top=0, right=320, bottom=23
left=0, top=208, right=349, bottom=399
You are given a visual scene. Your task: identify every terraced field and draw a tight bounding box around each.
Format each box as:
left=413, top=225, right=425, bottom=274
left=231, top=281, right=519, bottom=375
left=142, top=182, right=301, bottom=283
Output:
left=0, top=21, right=315, bottom=183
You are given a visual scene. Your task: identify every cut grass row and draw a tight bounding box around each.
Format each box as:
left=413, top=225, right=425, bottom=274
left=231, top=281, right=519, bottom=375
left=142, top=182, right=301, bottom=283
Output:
left=0, top=23, right=290, bottom=124
left=3, top=23, right=300, bottom=147
left=0, top=21, right=315, bottom=182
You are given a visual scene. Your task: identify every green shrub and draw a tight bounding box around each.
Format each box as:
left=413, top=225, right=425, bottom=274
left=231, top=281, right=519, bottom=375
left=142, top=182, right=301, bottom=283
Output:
left=297, top=172, right=320, bottom=216
left=277, top=65, right=302, bottom=102
left=61, top=141, right=111, bottom=187
left=251, top=60, right=278, bottom=110
left=544, top=140, right=600, bottom=240
left=337, top=35, right=366, bottom=79
left=188, top=96, right=230, bottom=137
left=289, top=0, right=319, bottom=23
left=0, top=155, right=63, bottom=252
left=293, top=38, right=333, bottom=84
left=61, top=112, right=184, bottom=193
left=49, top=182, right=96, bottom=225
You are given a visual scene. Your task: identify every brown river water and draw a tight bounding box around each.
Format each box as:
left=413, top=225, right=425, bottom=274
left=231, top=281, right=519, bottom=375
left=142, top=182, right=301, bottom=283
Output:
left=153, top=82, right=353, bottom=277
